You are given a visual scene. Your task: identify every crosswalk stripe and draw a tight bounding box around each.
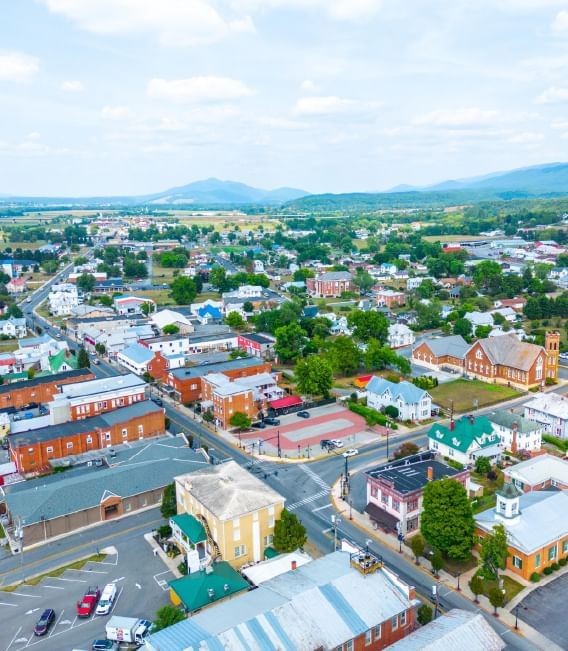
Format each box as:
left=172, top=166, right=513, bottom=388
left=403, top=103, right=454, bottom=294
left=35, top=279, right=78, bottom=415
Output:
left=299, top=464, right=329, bottom=490
left=287, top=489, right=329, bottom=511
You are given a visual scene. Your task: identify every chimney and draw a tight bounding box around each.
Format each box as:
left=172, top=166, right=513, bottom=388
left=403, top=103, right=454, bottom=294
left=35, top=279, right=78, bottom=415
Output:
left=511, top=422, right=518, bottom=454
left=469, top=414, right=474, bottom=425
left=427, top=466, right=433, bottom=481
left=291, top=560, right=297, bottom=571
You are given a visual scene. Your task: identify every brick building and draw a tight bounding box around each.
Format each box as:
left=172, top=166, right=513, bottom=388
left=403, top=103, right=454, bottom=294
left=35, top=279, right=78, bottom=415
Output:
left=412, top=335, right=469, bottom=373
left=504, top=454, right=568, bottom=492
left=166, top=357, right=273, bottom=404
left=306, top=271, right=353, bottom=298
left=237, top=333, right=275, bottom=358
left=0, top=369, right=95, bottom=411
left=9, top=400, right=166, bottom=474
left=376, top=289, right=406, bottom=308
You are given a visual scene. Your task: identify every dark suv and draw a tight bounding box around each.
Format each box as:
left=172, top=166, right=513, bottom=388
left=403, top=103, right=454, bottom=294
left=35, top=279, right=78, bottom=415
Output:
left=263, top=417, right=280, bottom=426
left=34, top=609, right=55, bottom=636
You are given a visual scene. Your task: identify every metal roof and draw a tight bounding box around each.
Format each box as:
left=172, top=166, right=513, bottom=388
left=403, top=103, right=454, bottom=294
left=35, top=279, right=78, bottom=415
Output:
left=169, top=357, right=265, bottom=381
left=0, top=368, right=93, bottom=396
left=428, top=415, right=499, bottom=454
left=366, top=377, right=428, bottom=405
left=419, top=335, right=469, bottom=359
left=118, top=343, right=154, bottom=365
left=487, top=409, right=541, bottom=433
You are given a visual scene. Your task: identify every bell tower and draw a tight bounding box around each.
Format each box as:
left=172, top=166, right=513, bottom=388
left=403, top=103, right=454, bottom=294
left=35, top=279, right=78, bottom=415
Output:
left=545, top=331, right=560, bottom=381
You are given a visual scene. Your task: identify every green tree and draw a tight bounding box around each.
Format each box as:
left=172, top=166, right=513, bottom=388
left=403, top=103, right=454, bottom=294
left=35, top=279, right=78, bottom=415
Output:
left=98, top=295, right=112, bottom=307
left=243, top=301, right=254, bottom=313
left=480, top=523, right=509, bottom=580
left=275, top=323, right=307, bottom=363
left=153, top=604, right=185, bottom=632
left=417, top=604, right=433, bottom=626
left=123, top=257, right=148, bottom=278
left=273, top=509, right=307, bottom=552
left=27, top=367, right=36, bottom=379
left=229, top=411, right=252, bottom=431
left=421, top=478, right=475, bottom=561
left=325, top=335, right=361, bottom=376
left=77, top=347, right=90, bottom=369
left=161, top=482, right=177, bottom=519
left=76, top=273, right=96, bottom=293
left=364, top=339, right=410, bottom=375
left=95, top=343, right=106, bottom=355
left=41, top=259, right=58, bottom=274
left=394, top=442, right=419, bottom=459
left=226, top=311, right=246, bottom=328
left=469, top=574, right=484, bottom=603
left=141, top=301, right=154, bottom=316
left=385, top=405, right=400, bottom=420
left=489, top=586, right=505, bottom=616
left=170, top=276, right=197, bottom=305
left=293, top=268, right=315, bottom=282
left=162, top=324, right=180, bottom=335
left=431, top=548, right=443, bottom=576
left=474, top=456, right=491, bottom=474
left=352, top=269, right=375, bottom=294
left=475, top=325, right=492, bottom=339
left=295, top=355, right=333, bottom=398
left=209, top=266, right=229, bottom=291
left=347, top=310, right=389, bottom=344
left=453, top=317, right=472, bottom=338
left=410, top=533, right=425, bottom=564
left=473, top=260, right=503, bottom=295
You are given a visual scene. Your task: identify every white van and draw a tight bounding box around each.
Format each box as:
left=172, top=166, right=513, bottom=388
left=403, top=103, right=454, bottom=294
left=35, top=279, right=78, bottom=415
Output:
left=95, top=583, right=117, bottom=615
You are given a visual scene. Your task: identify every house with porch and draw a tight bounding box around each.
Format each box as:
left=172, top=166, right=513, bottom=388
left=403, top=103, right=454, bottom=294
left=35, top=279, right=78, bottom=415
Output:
left=428, top=415, right=503, bottom=466
left=366, top=376, right=432, bottom=422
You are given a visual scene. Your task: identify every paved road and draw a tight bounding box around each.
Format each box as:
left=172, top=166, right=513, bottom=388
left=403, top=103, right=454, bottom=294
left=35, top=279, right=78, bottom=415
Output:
left=16, top=264, right=541, bottom=650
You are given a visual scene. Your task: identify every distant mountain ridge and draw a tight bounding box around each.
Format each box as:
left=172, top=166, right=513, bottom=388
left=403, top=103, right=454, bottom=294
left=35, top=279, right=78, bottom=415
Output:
left=0, top=178, right=309, bottom=207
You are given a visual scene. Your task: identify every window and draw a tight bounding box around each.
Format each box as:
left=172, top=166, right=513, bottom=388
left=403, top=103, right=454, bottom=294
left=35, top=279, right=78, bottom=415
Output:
left=475, top=349, right=482, bottom=360
left=46, top=446, right=53, bottom=453
left=364, top=630, right=372, bottom=646
left=125, top=503, right=131, bottom=512
left=400, top=610, right=407, bottom=626
left=264, top=534, right=274, bottom=546
left=66, top=442, right=73, bottom=449
left=407, top=499, right=418, bottom=512
left=233, top=528, right=240, bottom=541
left=392, top=499, right=400, bottom=512
left=371, top=486, right=378, bottom=498
left=535, top=553, right=541, bottom=568
left=122, top=428, right=127, bottom=438
left=344, top=641, right=353, bottom=651
left=391, top=615, right=398, bottom=631
left=512, top=556, right=523, bottom=569
left=374, top=624, right=381, bottom=640
left=563, top=541, right=568, bottom=554
left=234, top=544, right=246, bottom=558
left=138, top=425, right=143, bottom=435
left=86, top=436, right=92, bottom=444
left=548, top=545, right=557, bottom=561
left=381, top=493, right=388, bottom=505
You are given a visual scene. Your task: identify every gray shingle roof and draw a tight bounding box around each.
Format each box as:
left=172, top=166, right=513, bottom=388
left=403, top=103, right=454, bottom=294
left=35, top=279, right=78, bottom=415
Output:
left=487, top=410, right=541, bottom=433
left=317, top=271, right=352, bottom=281
left=476, top=334, right=543, bottom=371
left=421, top=335, right=469, bottom=359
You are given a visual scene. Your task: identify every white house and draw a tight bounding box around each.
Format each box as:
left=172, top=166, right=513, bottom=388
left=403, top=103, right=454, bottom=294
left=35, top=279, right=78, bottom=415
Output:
left=253, top=260, right=265, bottom=273
left=116, top=343, right=154, bottom=375
left=464, top=311, right=493, bottom=328
left=366, top=376, right=432, bottom=422
left=151, top=309, right=194, bottom=335
left=428, top=415, right=503, bottom=466
left=113, top=295, right=156, bottom=316
left=387, top=323, right=415, bottom=349
left=524, top=392, right=568, bottom=439
left=0, top=317, right=27, bottom=339
left=487, top=410, right=543, bottom=454
left=48, top=283, right=80, bottom=317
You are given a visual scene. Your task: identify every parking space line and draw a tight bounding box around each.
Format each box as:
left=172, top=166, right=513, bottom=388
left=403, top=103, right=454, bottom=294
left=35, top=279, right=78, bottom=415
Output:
left=11, top=592, right=41, bottom=599
left=312, top=504, right=332, bottom=512
left=4, top=625, right=22, bottom=651
left=49, top=610, right=64, bottom=637
left=71, top=569, right=107, bottom=574
left=51, top=577, right=86, bottom=583
left=24, top=631, right=34, bottom=648
left=0, top=601, right=18, bottom=607
left=41, top=585, right=64, bottom=590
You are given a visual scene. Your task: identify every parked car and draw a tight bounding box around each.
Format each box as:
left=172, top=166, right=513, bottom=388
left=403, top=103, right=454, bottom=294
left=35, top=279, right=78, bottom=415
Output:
left=77, top=586, right=101, bottom=618
left=152, top=397, right=163, bottom=406
left=92, top=641, right=119, bottom=651
left=343, top=448, right=359, bottom=458
left=331, top=439, right=344, bottom=449
left=95, top=583, right=117, bottom=615
left=93, top=358, right=100, bottom=365
left=263, top=417, right=280, bottom=426
left=320, top=439, right=333, bottom=449
left=251, top=421, right=266, bottom=429
left=297, top=411, right=310, bottom=419
left=34, top=609, right=55, bottom=636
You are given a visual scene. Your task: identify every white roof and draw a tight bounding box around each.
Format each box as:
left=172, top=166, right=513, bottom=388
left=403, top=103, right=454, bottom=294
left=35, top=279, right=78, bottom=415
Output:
left=241, top=550, right=312, bottom=585
left=55, top=373, right=144, bottom=399
left=388, top=609, right=505, bottom=651
left=175, top=460, right=285, bottom=520
left=151, top=309, right=192, bottom=329
left=505, top=454, right=568, bottom=487
left=524, top=392, right=568, bottom=420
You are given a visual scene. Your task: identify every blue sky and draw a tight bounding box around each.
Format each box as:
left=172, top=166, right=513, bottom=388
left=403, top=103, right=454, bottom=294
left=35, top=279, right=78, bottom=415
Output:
left=2, top=0, right=568, bottom=196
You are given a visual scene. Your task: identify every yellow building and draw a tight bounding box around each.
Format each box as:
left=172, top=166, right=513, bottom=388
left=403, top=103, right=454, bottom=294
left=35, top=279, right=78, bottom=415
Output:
left=174, top=460, right=285, bottom=569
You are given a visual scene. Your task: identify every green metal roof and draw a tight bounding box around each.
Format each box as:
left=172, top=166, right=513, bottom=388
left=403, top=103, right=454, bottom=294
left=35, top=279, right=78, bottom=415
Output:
left=264, top=547, right=280, bottom=559
left=169, top=562, right=249, bottom=612
left=428, top=415, right=499, bottom=454
left=49, top=349, right=78, bottom=373
left=170, top=514, right=207, bottom=544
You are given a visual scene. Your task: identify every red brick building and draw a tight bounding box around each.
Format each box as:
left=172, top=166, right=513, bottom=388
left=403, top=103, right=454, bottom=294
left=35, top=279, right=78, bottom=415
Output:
left=376, top=289, right=406, bottom=308
left=9, top=400, right=165, bottom=474
left=237, top=333, right=275, bottom=358
left=166, top=357, right=273, bottom=404
left=0, top=369, right=95, bottom=411
left=306, top=271, right=353, bottom=298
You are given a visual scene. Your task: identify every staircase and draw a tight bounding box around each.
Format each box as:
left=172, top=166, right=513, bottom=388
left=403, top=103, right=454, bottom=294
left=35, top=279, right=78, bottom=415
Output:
left=196, top=514, right=221, bottom=562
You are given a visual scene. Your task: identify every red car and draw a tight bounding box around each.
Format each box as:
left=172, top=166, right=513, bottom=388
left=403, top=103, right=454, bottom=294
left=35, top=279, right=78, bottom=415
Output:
left=77, top=587, right=101, bottom=618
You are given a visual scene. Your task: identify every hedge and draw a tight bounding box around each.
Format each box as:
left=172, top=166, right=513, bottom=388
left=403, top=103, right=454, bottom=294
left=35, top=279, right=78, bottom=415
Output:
left=530, top=572, right=541, bottom=582
left=543, top=434, right=568, bottom=452
left=347, top=402, right=398, bottom=429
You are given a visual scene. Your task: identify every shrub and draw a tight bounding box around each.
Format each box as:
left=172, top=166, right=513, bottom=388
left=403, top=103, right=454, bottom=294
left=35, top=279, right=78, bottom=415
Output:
left=545, top=377, right=557, bottom=386
left=559, top=557, right=567, bottom=567
left=417, top=604, right=433, bottom=626
left=487, top=470, right=498, bottom=481
left=475, top=456, right=491, bottom=474
left=177, top=561, right=188, bottom=576
left=446, top=459, right=464, bottom=471
left=552, top=562, right=560, bottom=571
left=530, top=572, right=541, bottom=582
left=544, top=566, right=553, bottom=575
left=157, top=525, right=172, bottom=540
left=347, top=402, right=398, bottom=429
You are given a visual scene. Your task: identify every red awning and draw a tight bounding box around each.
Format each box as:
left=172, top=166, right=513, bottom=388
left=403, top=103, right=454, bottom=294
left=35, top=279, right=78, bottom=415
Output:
left=357, top=375, right=373, bottom=383
left=269, top=396, right=303, bottom=409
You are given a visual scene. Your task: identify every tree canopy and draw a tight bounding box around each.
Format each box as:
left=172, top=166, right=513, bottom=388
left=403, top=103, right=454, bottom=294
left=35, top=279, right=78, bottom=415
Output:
left=273, top=509, right=307, bottom=553
left=169, top=276, right=197, bottom=305
left=295, top=356, right=333, bottom=398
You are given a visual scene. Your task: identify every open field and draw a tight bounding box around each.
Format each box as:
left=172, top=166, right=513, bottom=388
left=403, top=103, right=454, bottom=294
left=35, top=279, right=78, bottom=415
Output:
left=429, top=379, right=521, bottom=412
left=0, top=239, right=47, bottom=250
left=0, top=340, right=18, bottom=353
left=151, top=264, right=178, bottom=283
left=135, top=288, right=176, bottom=306
left=422, top=234, right=493, bottom=243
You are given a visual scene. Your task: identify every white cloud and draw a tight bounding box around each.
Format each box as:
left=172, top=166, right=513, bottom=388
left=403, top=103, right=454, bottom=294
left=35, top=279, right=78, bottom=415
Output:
left=228, top=15, right=256, bottom=33
left=0, top=51, right=39, bottom=82
left=301, top=79, right=319, bottom=92
left=101, top=105, right=132, bottom=119
left=551, top=120, right=568, bottom=129
left=293, top=95, right=366, bottom=115
left=508, top=131, right=544, bottom=144
left=413, top=107, right=499, bottom=128
left=535, top=86, right=568, bottom=103
left=259, top=116, right=310, bottom=130
left=61, top=80, right=84, bottom=92
left=553, top=10, right=568, bottom=31
left=147, top=77, right=254, bottom=103
left=41, top=0, right=230, bottom=46
left=233, top=0, right=382, bottom=22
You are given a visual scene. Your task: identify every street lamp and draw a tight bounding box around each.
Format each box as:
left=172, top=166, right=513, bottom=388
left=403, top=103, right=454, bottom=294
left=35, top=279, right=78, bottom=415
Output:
left=332, top=515, right=342, bottom=551
left=514, top=604, right=520, bottom=630
left=455, top=571, right=461, bottom=592
left=297, top=444, right=301, bottom=458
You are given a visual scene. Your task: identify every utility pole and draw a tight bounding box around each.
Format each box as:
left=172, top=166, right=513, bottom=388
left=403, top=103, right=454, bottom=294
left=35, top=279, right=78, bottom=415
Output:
left=277, top=430, right=281, bottom=459
left=386, top=423, right=390, bottom=460
left=331, top=514, right=341, bottom=551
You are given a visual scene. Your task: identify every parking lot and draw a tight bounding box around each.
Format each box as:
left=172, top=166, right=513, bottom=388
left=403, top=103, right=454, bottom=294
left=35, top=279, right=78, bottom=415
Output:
left=1, top=536, right=172, bottom=651
left=239, top=404, right=378, bottom=458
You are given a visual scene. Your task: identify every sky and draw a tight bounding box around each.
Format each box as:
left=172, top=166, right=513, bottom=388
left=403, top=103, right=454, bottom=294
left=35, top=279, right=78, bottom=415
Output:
left=2, top=0, right=568, bottom=196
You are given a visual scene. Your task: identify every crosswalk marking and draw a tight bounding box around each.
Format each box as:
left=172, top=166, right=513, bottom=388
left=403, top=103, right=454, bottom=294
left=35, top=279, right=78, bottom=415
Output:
left=299, top=464, right=329, bottom=490
left=287, top=489, right=329, bottom=511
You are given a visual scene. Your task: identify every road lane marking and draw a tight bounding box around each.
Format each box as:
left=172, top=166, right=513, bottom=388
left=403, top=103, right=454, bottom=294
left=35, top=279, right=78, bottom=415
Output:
left=51, top=577, right=86, bottom=583
left=41, top=585, right=64, bottom=590
left=312, top=504, right=333, bottom=512
left=11, top=593, right=41, bottom=598
left=71, top=569, right=107, bottom=574
left=24, top=608, right=40, bottom=615
left=0, top=601, right=18, bottom=607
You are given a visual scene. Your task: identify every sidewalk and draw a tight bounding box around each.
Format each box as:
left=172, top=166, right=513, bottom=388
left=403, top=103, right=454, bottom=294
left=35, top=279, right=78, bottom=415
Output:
left=330, top=479, right=561, bottom=651
left=144, top=532, right=182, bottom=579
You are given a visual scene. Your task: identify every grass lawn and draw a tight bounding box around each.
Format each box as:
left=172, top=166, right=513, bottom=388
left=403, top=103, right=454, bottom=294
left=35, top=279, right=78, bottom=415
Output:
left=135, top=288, right=176, bottom=307
left=151, top=264, right=178, bottom=283
left=1, top=240, right=47, bottom=250
left=472, top=494, right=497, bottom=514
left=471, top=469, right=504, bottom=495
left=480, top=575, right=525, bottom=604
left=36, top=300, right=51, bottom=319
left=0, top=340, right=19, bottom=353
left=429, top=379, right=521, bottom=413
